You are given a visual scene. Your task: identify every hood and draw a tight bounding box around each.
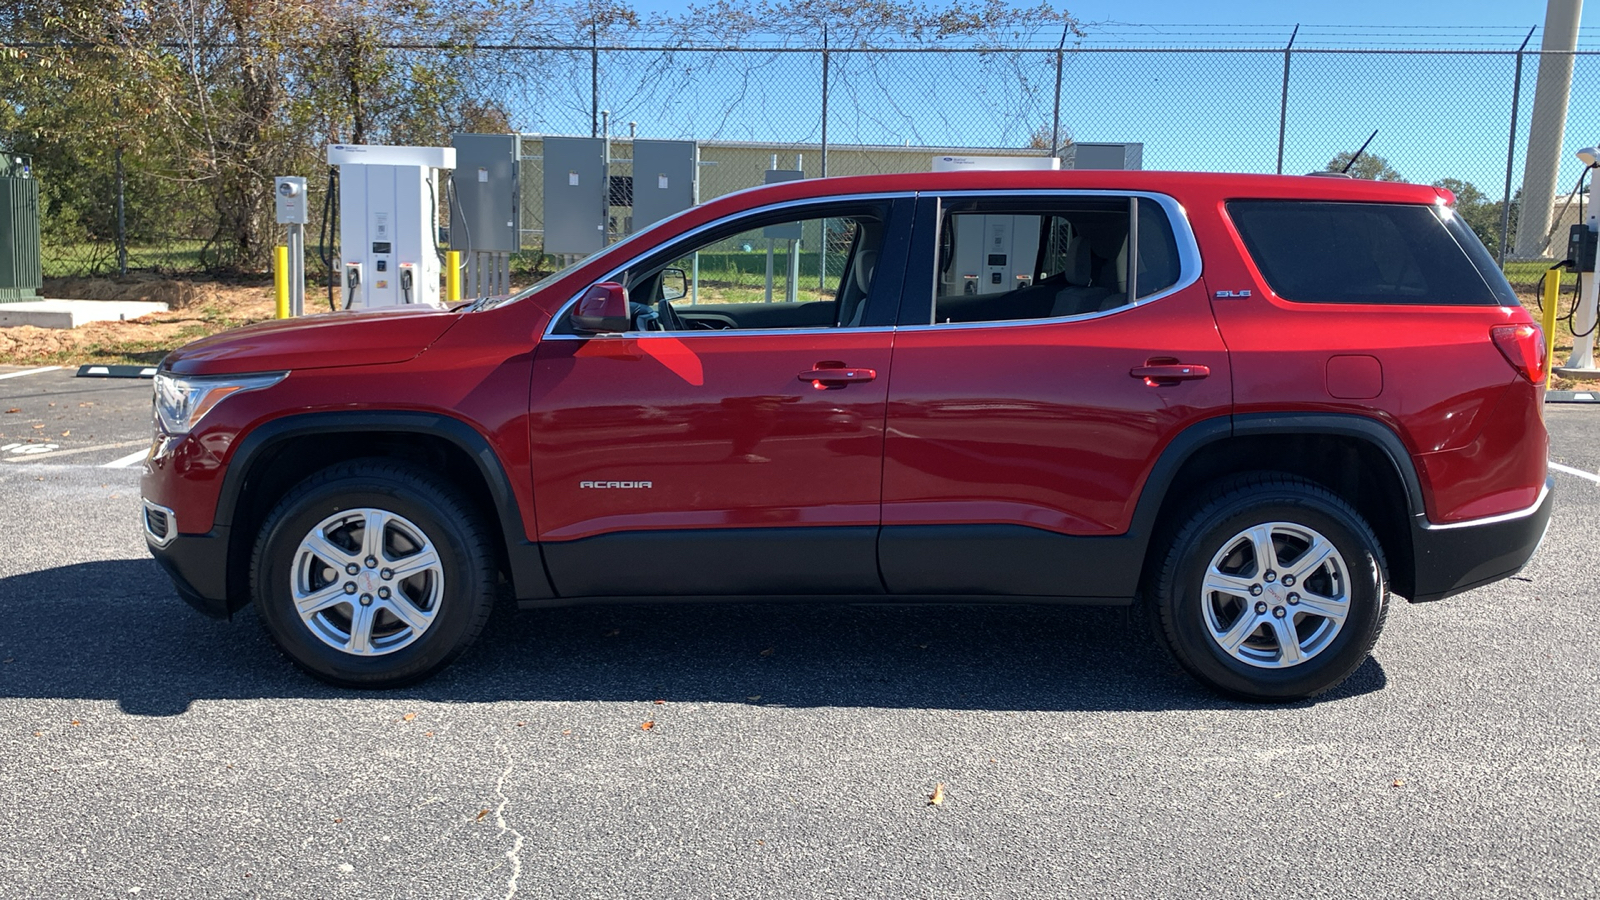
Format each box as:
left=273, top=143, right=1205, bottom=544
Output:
left=163, top=306, right=463, bottom=376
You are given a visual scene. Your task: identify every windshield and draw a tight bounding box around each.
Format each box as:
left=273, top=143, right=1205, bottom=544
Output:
left=471, top=209, right=695, bottom=311
left=470, top=252, right=596, bottom=311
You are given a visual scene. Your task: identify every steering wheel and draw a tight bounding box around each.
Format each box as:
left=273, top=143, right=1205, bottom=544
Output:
left=654, top=300, right=687, bottom=331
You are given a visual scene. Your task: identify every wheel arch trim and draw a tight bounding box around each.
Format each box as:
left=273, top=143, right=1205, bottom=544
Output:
left=215, top=410, right=553, bottom=600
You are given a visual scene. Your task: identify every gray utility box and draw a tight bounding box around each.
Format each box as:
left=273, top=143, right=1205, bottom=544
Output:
left=450, top=133, right=521, bottom=253
left=542, top=137, right=607, bottom=255
left=631, top=140, right=698, bottom=230
left=0, top=153, right=42, bottom=302
left=1071, top=142, right=1144, bottom=171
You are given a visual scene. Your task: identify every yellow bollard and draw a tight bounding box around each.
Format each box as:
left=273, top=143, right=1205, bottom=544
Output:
left=1542, top=265, right=1561, bottom=379
left=274, top=245, right=290, bottom=319
left=446, top=250, right=462, bottom=303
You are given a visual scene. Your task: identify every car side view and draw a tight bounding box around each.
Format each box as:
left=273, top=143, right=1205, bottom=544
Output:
left=141, top=170, right=1552, bottom=701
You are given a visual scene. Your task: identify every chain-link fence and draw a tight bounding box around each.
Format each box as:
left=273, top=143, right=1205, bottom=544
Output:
left=23, top=40, right=1600, bottom=284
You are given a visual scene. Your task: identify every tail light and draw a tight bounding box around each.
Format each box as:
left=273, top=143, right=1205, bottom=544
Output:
left=1491, top=324, right=1546, bottom=385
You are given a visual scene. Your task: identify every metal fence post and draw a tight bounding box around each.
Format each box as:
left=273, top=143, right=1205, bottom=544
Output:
left=819, top=26, right=830, bottom=292
left=590, top=25, right=599, bottom=138
left=1051, top=26, right=1066, bottom=159
left=1276, top=24, right=1299, bottom=176
left=1500, top=26, right=1537, bottom=266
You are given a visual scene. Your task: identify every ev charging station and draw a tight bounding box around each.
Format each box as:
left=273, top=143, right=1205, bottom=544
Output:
left=328, top=144, right=455, bottom=309
left=1560, top=145, right=1600, bottom=377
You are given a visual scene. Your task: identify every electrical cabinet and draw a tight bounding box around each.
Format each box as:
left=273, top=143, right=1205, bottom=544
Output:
left=0, top=152, right=41, bottom=303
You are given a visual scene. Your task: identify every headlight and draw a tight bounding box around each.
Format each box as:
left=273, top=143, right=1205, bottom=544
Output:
left=153, top=371, right=286, bottom=434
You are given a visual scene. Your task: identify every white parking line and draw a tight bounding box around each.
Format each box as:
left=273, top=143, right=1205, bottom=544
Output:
left=0, top=366, right=61, bottom=380
left=101, top=448, right=150, bottom=469
left=1, top=439, right=148, bottom=463
left=1551, top=461, right=1600, bottom=484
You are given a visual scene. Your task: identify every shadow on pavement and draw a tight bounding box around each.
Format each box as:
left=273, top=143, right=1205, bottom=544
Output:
left=0, top=559, right=1386, bottom=716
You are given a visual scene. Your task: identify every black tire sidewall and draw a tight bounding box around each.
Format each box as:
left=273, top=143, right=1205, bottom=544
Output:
left=1160, top=487, right=1387, bottom=702
left=254, top=469, right=492, bottom=687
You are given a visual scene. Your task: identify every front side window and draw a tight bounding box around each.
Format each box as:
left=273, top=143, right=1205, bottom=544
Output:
left=555, top=204, right=890, bottom=334
left=925, top=196, right=1181, bottom=326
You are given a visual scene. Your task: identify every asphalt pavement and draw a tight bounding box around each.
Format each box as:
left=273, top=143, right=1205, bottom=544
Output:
left=1, top=363, right=1597, bottom=899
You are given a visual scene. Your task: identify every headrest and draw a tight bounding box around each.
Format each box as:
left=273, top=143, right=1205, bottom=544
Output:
left=1061, top=235, right=1093, bottom=285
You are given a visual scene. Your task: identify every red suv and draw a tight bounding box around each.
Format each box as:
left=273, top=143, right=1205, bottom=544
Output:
left=141, top=171, right=1552, bottom=701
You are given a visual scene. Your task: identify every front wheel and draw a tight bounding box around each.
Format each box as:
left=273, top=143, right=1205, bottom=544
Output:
left=1150, top=475, right=1389, bottom=702
left=250, top=459, right=497, bottom=688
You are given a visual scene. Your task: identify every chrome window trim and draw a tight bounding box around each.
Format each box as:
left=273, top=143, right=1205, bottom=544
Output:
left=541, top=192, right=918, bottom=341
left=899, top=189, right=1203, bottom=333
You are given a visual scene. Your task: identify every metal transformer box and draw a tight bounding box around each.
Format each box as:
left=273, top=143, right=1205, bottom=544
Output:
left=0, top=153, right=42, bottom=303
left=449, top=134, right=520, bottom=254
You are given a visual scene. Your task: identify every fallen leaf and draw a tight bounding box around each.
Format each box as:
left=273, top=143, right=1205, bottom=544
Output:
left=475, top=809, right=489, bottom=821
left=31, top=424, right=43, bottom=429
left=653, top=699, right=665, bottom=705
left=516, top=721, right=526, bottom=727
left=929, top=783, right=945, bottom=806
left=759, top=648, right=775, bottom=657
left=33, top=731, right=42, bottom=737
left=640, top=720, right=655, bottom=730
left=424, top=731, right=434, bottom=737
left=1391, top=779, right=1405, bottom=788
left=562, top=729, right=571, bottom=735
left=334, top=818, right=343, bottom=823
left=402, top=712, right=416, bottom=722
left=3, top=408, right=17, bottom=414
left=70, top=720, right=81, bottom=726
left=60, top=430, right=69, bottom=437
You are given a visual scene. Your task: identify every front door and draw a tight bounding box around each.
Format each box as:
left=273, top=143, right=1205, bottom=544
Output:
left=529, top=198, right=914, bottom=598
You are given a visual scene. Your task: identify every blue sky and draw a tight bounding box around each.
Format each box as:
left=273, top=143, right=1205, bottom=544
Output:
left=553, top=1, right=1598, bottom=198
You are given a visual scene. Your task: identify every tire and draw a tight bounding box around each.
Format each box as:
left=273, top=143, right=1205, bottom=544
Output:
left=250, top=458, right=496, bottom=688
left=1150, top=474, right=1389, bottom=702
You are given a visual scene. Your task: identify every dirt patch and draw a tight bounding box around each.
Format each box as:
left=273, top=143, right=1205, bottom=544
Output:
left=42, top=274, right=226, bottom=311
left=0, top=279, right=283, bottom=367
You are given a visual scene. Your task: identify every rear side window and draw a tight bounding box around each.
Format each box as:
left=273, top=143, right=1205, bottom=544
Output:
left=1227, top=200, right=1517, bottom=306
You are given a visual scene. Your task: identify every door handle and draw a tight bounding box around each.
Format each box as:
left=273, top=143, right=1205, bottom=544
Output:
left=799, top=364, right=877, bottom=389
left=1130, top=362, right=1210, bottom=385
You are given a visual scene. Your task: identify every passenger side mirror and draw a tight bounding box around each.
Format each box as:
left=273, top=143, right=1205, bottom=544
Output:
left=660, top=267, right=688, bottom=302
left=571, top=282, right=631, bottom=333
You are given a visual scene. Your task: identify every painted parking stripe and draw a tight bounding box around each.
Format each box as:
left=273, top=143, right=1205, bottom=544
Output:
left=1550, top=461, right=1600, bottom=484
left=1, top=439, right=148, bottom=463
left=0, top=366, right=61, bottom=380
left=101, top=448, right=150, bottom=469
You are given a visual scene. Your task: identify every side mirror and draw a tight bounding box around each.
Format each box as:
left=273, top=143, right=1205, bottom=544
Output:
left=660, top=267, right=688, bottom=302
left=571, top=282, right=631, bottom=333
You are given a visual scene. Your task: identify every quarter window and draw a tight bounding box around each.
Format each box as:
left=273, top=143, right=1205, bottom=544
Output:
left=1226, top=200, right=1516, bottom=306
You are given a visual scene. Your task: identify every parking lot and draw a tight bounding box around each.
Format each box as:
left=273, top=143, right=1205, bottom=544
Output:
left=1, top=363, right=1597, bottom=899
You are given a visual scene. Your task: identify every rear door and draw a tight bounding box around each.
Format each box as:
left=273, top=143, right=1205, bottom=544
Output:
left=879, top=192, right=1232, bottom=598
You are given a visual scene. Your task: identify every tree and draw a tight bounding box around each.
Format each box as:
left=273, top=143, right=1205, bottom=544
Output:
left=1433, top=178, right=1518, bottom=258
left=1027, top=122, right=1073, bottom=156
left=1325, top=151, right=1404, bottom=182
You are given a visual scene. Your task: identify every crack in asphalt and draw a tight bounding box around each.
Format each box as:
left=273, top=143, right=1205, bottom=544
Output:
left=493, top=746, right=525, bottom=900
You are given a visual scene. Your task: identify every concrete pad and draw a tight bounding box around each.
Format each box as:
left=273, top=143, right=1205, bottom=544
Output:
left=0, top=298, right=169, bottom=329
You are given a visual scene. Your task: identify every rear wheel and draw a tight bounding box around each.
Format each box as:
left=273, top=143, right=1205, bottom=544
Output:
left=1151, top=475, right=1388, bottom=702
left=250, top=459, right=496, bottom=687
